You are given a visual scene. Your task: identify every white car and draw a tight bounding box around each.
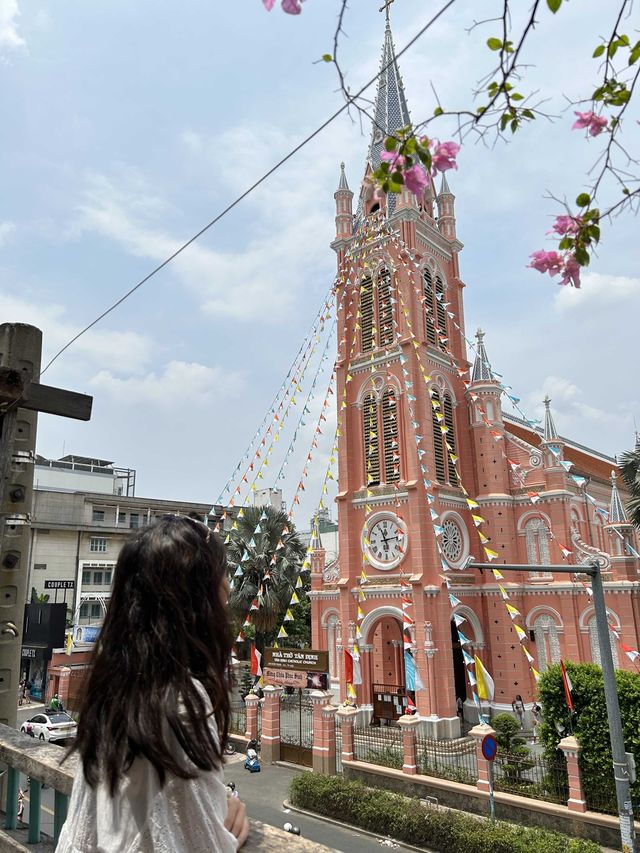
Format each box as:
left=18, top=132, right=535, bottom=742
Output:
left=21, top=712, right=77, bottom=743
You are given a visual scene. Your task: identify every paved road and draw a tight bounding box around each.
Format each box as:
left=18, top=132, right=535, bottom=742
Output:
left=224, top=751, right=419, bottom=852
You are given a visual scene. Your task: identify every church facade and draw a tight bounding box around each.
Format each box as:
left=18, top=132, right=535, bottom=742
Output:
left=309, top=19, right=640, bottom=737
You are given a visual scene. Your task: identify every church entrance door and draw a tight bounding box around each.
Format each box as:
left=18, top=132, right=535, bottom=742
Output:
left=450, top=619, right=467, bottom=707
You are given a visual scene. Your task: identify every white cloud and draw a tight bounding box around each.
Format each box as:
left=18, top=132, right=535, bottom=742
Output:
left=0, top=0, right=24, bottom=48
left=89, top=360, right=244, bottom=407
left=0, top=293, right=154, bottom=374
left=0, top=220, right=15, bottom=246
left=554, top=272, right=640, bottom=314
left=526, top=375, right=621, bottom=437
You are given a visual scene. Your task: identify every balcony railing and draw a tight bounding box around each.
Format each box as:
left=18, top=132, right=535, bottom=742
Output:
left=0, top=724, right=329, bottom=852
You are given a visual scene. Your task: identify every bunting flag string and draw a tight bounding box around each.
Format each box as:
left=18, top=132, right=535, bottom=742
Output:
left=214, top=290, right=335, bottom=506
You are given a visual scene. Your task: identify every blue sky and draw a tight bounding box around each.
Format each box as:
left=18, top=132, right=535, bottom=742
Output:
left=2, top=0, right=638, bottom=524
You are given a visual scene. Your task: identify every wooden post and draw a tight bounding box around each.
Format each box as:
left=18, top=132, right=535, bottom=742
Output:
left=0, top=323, right=92, bottom=731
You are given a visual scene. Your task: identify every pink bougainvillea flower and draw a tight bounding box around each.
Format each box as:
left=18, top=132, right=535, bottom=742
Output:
left=380, top=150, right=406, bottom=169
left=262, top=0, right=276, bottom=9
left=547, top=214, right=582, bottom=236
left=404, top=164, right=429, bottom=195
left=560, top=256, right=581, bottom=288
left=528, top=250, right=564, bottom=277
left=281, top=0, right=304, bottom=13
left=571, top=111, right=608, bottom=137
left=430, top=140, right=461, bottom=173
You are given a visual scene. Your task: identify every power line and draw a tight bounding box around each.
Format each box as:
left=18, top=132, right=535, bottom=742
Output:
left=40, top=0, right=457, bottom=376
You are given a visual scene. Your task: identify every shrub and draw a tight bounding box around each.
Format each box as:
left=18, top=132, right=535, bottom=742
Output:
left=538, top=663, right=640, bottom=814
left=362, top=745, right=403, bottom=769
left=289, top=773, right=601, bottom=853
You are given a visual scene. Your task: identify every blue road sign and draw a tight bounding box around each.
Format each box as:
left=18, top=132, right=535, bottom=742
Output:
left=482, top=734, right=498, bottom=762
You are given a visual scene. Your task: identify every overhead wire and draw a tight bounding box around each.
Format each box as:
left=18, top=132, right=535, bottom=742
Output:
left=39, top=0, right=457, bottom=377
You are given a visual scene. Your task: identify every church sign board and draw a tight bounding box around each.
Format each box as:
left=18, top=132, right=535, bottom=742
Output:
left=263, top=647, right=328, bottom=689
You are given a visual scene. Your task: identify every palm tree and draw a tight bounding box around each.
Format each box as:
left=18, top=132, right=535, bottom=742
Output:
left=226, top=505, right=306, bottom=651
left=619, top=438, right=640, bottom=529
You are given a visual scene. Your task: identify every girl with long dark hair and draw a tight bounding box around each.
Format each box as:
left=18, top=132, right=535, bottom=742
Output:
left=56, top=515, right=249, bottom=851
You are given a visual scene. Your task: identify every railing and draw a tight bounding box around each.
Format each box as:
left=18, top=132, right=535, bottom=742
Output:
left=229, top=702, right=247, bottom=737
left=352, top=723, right=404, bottom=770
left=583, top=771, right=640, bottom=819
left=0, top=724, right=330, bottom=852
left=492, top=749, right=569, bottom=805
left=416, top=735, right=477, bottom=784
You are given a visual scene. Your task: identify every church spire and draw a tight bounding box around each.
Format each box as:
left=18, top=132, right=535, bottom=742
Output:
left=543, top=396, right=559, bottom=442
left=338, top=161, right=350, bottom=191
left=609, top=470, right=629, bottom=524
left=439, top=172, right=452, bottom=196
left=366, top=17, right=411, bottom=174
left=471, top=328, right=493, bottom=383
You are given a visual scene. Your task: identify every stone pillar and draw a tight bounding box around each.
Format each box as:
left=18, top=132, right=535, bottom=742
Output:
left=317, top=704, right=338, bottom=776
left=361, top=644, right=373, bottom=708
left=244, top=692, right=260, bottom=741
left=559, top=736, right=587, bottom=813
left=398, top=714, right=421, bottom=775
left=470, top=722, right=494, bottom=792
left=260, top=685, right=283, bottom=765
left=310, top=690, right=333, bottom=774
left=336, top=705, right=357, bottom=763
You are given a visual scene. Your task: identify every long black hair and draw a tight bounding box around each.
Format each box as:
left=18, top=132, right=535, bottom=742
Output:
left=70, top=515, right=232, bottom=795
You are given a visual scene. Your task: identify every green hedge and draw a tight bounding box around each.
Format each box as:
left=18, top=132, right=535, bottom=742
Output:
left=289, top=773, right=601, bottom=853
left=538, top=663, right=640, bottom=814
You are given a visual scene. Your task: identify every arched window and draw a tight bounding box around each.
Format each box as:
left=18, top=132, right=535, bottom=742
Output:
left=382, top=389, right=399, bottom=484
left=443, top=394, right=457, bottom=484
left=435, top=274, right=447, bottom=340
left=588, top=615, right=619, bottom=668
left=431, top=389, right=446, bottom=483
left=360, top=276, right=374, bottom=353
left=423, top=269, right=437, bottom=346
left=363, top=393, right=380, bottom=487
left=378, top=268, right=394, bottom=347
left=525, top=518, right=551, bottom=567
left=533, top=614, right=561, bottom=672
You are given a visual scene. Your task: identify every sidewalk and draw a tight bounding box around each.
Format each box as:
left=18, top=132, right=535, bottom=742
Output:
left=224, top=754, right=418, bottom=852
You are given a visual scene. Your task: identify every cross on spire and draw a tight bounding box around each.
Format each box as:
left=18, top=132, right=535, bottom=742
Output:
left=379, top=0, right=395, bottom=22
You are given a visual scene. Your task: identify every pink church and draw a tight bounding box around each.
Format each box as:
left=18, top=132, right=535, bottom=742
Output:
left=310, top=19, right=640, bottom=738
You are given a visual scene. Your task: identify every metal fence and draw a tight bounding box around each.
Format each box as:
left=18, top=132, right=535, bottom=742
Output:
left=584, top=774, right=640, bottom=819
left=493, top=750, right=569, bottom=804
left=417, top=735, right=477, bottom=785
left=229, top=702, right=247, bottom=737
left=353, top=724, right=404, bottom=770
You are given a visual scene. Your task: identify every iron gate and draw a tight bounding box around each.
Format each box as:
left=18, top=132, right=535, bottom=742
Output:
left=280, top=689, right=313, bottom=767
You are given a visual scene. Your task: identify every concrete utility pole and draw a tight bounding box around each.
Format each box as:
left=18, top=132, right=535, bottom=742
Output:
left=0, top=324, right=92, bottom=730
left=468, top=560, right=637, bottom=853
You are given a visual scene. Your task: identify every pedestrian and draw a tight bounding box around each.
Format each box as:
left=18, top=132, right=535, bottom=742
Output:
left=18, top=679, right=26, bottom=707
left=56, top=515, right=248, bottom=852
left=17, top=788, right=25, bottom=822
left=512, top=694, right=525, bottom=730
left=532, top=702, right=542, bottom=743
left=25, top=680, right=32, bottom=705
left=50, top=694, right=62, bottom=712
left=456, top=696, right=464, bottom=719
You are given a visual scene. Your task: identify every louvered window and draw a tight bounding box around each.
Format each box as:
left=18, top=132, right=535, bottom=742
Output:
left=378, top=268, right=394, bottom=347
left=363, top=393, right=380, bottom=487
left=382, top=389, right=400, bottom=483
left=423, top=269, right=437, bottom=345
left=443, top=393, right=457, bottom=483
left=360, top=277, right=374, bottom=353
left=435, top=275, right=447, bottom=349
left=431, top=390, right=446, bottom=483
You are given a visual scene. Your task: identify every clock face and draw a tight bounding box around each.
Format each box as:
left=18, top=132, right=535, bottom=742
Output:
left=363, top=513, right=407, bottom=570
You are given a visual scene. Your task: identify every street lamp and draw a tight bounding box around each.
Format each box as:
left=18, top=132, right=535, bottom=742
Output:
left=466, top=559, right=636, bottom=853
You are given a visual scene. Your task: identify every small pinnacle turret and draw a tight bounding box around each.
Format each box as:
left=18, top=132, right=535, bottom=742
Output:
left=334, top=162, right=353, bottom=242
left=543, top=396, right=559, bottom=442
left=439, top=172, right=452, bottom=196
left=436, top=171, right=456, bottom=239
left=609, top=470, right=629, bottom=524
left=471, top=328, right=493, bottom=383
left=338, top=162, right=350, bottom=191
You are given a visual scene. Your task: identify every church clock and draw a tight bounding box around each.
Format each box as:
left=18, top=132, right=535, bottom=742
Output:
left=362, top=512, right=408, bottom=571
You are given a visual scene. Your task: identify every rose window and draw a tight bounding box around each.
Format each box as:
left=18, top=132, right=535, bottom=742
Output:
left=442, top=519, right=463, bottom=564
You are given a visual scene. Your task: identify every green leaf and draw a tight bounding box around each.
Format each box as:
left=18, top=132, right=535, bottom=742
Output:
left=547, top=0, right=562, bottom=12
left=510, top=118, right=519, bottom=133
left=433, top=106, right=444, bottom=117
left=322, top=54, right=333, bottom=62
left=593, top=44, right=605, bottom=58
left=510, top=92, right=524, bottom=101
left=574, top=245, right=590, bottom=266
left=384, top=137, right=397, bottom=151
left=629, top=44, right=640, bottom=65
left=607, top=42, right=619, bottom=58
left=576, top=193, right=591, bottom=207
left=487, top=37, right=502, bottom=51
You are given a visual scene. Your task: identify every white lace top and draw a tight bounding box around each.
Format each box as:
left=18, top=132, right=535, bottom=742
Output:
left=56, top=685, right=237, bottom=853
